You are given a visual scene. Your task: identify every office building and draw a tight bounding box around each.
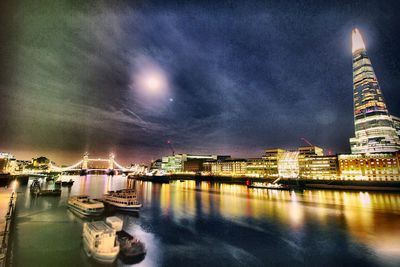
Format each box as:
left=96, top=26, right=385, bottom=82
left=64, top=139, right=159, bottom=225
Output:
left=162, top=154, right=217, bottom=173
left=349, top=28, right=400, bottom=153
left=338, top=153, right=400, bottom=181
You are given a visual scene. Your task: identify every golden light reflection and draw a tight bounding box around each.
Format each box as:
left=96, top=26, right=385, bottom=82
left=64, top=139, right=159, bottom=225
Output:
left=12, top=180, right=18, bottom=192
left=79, top=176, right=87, bottom=195
left=104, top=176, right=112, bottom=194
left=159, top=184, right=171, bottom=215
left=135, top=179, right=400, bottom=261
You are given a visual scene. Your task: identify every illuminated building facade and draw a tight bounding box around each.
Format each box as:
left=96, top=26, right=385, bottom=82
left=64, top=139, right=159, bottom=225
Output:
left=262, top=148, right=286, bottom=178
left=129, top=164, right=148, bottom=174
left=0, top=152, right=17, bottom=174
left=300, top=155, right=338, bottom=179
left=203, top=158, right=247, bottom=176
left=338, top=153, right=400, bottom=181
left=391, top=115, right=400, bottom=138
left=256, top=147, right=339, bottom=179
left=298, top=146, right=323, bottom=175
left=349, top=28, right=400, bottom=153
left=162, top=154, right=217, bottom=173
left=298, top=146, right=338, bottom=179
left=150, top=159, right=162, bottom=171
left=277, top=151, right=299, bottom=178
left=246, top=158, right=268, bottom=177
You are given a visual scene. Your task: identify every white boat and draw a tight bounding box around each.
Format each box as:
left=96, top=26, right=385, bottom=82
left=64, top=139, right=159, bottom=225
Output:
left=106, top=216, right=123, bottom=232
left=82, top=221, right=120, bottom=264
left=103, top=189, right=142, bottom=211
left=67, top=195, right=104, bottom=216
left=247, top=182, right=291, bottom=190
left=104, top=216, right=147, bottom=263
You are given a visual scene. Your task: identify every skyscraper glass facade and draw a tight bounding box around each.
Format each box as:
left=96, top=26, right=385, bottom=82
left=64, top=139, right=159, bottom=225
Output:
left=349, top=29, right=400, bottom=154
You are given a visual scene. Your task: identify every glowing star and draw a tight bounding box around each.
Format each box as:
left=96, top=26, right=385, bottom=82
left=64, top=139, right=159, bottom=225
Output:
left=352, top=28, right=366, bottom=53
left=169, top=98, right=174, bottom=102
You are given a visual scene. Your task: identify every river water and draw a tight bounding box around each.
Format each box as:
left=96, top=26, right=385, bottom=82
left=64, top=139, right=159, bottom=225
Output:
left=11, top=175, right=400, bottom=267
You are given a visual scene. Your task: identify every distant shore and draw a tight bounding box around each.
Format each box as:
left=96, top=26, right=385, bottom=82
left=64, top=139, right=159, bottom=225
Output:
left=134, top=174, right=400, bottom=192
left=2, top=173, right=399, bottom=192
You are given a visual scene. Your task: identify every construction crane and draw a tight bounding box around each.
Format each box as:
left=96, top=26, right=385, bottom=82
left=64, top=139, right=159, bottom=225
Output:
left=300, top=137, right=314, bottom=147
left=167, top=140, right=175, bottom=156
left=301, top=137, right=333, bottom=155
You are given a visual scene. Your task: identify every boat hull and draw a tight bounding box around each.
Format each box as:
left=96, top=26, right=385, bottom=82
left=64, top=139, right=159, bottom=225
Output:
left=104, top=202, right=142, bottom=211
left=117, top=230, right=146, bottom=264
left=68, top=203, right=104, bottom=216
left=83, top=236, right=119, bottom=264
left=115, top=205, right=142, bottom=212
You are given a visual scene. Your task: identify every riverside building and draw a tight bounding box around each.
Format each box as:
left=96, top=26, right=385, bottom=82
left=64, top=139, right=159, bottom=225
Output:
left=338, top=153, right=400, bottom=181
left=245, top=158, right=269, bottom=177
left=298, top=146, right=338, bottom=179
left=161, top=154, right=217, bottom=173
left=391, top=115, right=400, bottom=138
left=270, top=146, right=338, bottom=180
left=349, top=28, right=400, bottom=153
left=201, top=147, right=339, bottom=179
left=338, top=29, right=400, bottom=181
left=203, top=158, right=247, bottom=176
left=0, top=152, right=17, bottom=174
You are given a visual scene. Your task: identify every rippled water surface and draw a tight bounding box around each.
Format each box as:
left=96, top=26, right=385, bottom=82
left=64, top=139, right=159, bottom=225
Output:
left=11, top=175, right=400, bottom=266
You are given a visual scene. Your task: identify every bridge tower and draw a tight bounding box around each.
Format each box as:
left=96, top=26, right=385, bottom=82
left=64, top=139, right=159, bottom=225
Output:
left=82, top=153, right=89, bottom=169
left=108, top=153, right=115, bottom=170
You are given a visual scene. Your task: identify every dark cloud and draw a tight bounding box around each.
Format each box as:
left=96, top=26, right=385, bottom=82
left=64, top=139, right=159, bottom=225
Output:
left=1, top=0, right=400, bottom=164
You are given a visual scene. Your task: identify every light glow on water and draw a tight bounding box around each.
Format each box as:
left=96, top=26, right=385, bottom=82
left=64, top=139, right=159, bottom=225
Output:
left=13, top=176, right=400, bottom=267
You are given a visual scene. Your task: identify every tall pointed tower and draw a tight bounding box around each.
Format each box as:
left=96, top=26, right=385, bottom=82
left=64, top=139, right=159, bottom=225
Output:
left=350, top=28, right=400, bottom=153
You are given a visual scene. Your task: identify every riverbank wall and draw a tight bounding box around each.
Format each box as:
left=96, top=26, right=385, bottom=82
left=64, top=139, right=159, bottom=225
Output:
left=0, top=189, right=16, bottom=267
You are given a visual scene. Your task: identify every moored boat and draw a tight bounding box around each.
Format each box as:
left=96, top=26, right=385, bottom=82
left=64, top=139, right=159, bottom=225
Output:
left=82, top=221, right=120, bottom=264
left=68, top=195, right=104, bottom=216
left=105, top=216, right=146, bottom=264
left=105, top=216, right=123, bottom=231
left=117, top=230, right=146, bottom=263
left=247, top=182, right=291, bottom=190
left=103, top=189, right=142, bottom=212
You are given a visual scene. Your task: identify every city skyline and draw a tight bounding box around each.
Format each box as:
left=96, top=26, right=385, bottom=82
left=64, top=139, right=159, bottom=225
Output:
left=1, top=1, right=400, bottom=165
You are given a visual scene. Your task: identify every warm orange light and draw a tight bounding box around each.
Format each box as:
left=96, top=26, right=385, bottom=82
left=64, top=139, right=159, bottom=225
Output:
left=352, top=28, right=366, bottom=53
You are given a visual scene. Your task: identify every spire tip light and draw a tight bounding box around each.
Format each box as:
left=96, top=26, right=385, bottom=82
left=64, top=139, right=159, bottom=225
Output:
left=352, top=28, right=366, bottom=53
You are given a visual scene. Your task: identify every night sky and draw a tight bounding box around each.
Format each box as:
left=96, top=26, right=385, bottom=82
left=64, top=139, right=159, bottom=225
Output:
left=1, top=0, right=400, bottom=165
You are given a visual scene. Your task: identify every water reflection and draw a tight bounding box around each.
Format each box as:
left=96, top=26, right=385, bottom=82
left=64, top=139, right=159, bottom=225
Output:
left=138, top=180, right=400, bottom=266
left=13, top=176, right=400, bottom=267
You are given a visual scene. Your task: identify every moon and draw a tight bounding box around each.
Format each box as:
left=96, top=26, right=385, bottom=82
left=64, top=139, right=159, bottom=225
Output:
left=131, top=56, right=170, bottom=98
left=139, top=69, right=169, bottom=95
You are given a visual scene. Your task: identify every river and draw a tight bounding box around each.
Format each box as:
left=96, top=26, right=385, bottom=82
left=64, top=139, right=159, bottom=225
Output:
left=10, top=175, right=400, bottom=266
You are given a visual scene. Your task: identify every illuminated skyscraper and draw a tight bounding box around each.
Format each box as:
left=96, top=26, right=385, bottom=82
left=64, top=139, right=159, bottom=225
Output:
left=349, top=28, right=400, bottom=154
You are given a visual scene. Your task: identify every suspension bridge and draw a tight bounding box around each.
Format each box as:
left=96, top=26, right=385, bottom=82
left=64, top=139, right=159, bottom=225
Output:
left=45, top=153, right=146, bottom=174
